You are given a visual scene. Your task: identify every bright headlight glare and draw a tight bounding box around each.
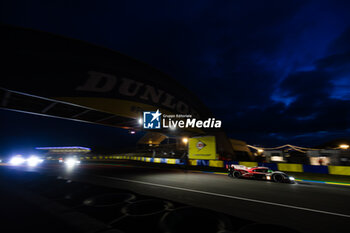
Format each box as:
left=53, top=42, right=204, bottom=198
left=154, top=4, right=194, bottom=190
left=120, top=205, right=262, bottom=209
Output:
left=65, top=158, right=79, bottom=167
left=266, top=176, right=271, bottom=180
left=27, top=156, right=42, bottom=167
left=10, top=156, right=25, bottom=165
left=65, top=158, right=76, bottom=167
left=289, top=176, right=295, bottom=181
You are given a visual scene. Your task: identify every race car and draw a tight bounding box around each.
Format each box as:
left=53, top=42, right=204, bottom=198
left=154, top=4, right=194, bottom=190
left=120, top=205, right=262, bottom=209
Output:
left=228, top=165, right=295, bottom=183
left=58, top=156, right=81, bottom=167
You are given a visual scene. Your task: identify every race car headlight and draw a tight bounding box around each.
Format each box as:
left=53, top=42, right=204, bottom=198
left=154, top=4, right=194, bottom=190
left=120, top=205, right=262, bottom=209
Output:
left=64, top=158, right=80, bottom=167
left=289, top=176, right=295, bottom=181
left=266, top=176, right=271, bottom=180
left=9, top=156, right=25, bottom=166
left=27, top=156, right=43, bottom=167
left=65, top=158, right=76, bottom=167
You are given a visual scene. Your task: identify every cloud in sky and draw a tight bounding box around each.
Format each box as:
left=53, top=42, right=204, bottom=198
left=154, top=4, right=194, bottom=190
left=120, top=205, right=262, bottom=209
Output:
left=1, top=0, right=349, bottom=147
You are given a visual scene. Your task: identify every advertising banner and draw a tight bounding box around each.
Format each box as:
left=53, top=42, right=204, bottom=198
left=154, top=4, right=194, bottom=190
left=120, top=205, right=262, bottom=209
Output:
left=189, top=136, right=217, bottom=160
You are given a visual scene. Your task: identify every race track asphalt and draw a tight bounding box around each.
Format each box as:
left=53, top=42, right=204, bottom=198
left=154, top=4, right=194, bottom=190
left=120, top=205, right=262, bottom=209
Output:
left=11, top=161, right=350, bottom=233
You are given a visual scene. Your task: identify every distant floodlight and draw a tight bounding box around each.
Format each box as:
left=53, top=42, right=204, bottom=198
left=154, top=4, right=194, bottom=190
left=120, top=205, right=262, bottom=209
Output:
left=182, top=137, right=188, bottom=144
left=138, top=118, right=143, bottom=125
left=339, top=144, right=349, bottom=150
left=257, top=149, right=264, bottom=153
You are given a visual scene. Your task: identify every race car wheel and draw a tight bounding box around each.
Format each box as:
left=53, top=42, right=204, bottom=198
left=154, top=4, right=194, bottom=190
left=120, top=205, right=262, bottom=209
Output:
left=233, top=171, right=241, bottom=178
left=272, top=174, right=283, bottom=183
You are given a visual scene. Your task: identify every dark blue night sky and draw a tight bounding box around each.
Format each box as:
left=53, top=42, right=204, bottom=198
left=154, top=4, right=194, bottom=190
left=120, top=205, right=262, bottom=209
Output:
left=0, top=0, right=349, bottom=154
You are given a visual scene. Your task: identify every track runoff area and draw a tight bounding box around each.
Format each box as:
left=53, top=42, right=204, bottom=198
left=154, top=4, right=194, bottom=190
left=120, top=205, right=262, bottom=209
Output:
left=14, top=159, right=350, bottom=233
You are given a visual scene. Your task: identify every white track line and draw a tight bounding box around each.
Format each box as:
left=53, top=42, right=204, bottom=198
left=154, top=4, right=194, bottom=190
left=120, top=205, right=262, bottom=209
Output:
left=97, top=175, right=350, bottom=218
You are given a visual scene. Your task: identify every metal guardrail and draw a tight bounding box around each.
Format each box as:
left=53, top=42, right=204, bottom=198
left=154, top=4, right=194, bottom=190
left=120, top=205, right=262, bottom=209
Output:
left=78, top=155, right=350, bottom=176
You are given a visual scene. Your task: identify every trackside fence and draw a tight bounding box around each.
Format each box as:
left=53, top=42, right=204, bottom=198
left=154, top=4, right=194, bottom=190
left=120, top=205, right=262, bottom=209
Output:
left=76, top=155, right=350, bottom=176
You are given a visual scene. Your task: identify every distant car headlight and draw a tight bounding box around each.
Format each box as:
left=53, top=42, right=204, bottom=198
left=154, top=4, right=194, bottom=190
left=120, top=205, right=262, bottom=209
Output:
left=289, top=176, right=295, bottom=181
left=64, top=158, right=80, bottom=167
left=9, top=156, right=25, bottom=166
left=27, top=156, right=43, bottom=167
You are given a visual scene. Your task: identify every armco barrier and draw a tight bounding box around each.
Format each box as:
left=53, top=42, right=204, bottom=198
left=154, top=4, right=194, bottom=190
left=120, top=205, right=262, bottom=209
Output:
left=189, top=160, right=198, bottom=166
left=88, top=156, right=184, bottom=165
left=302, top=165, right=329, bottom=174
left=166, top=158, right=177, bottom=164
left=239, top=161, right=257, bottom=167
left=86, top=156, right=350, bottom=176
left=328, top=166, right=350, bottom=175
left=154, top=158, right=161, bottom=163
left=258, top=162, right=278, bottom=171
left=209, top=160, right=224, bottom=167
left=277, top=163, right=303, bottom=172
left=197, top=160, right=209, bottom=166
